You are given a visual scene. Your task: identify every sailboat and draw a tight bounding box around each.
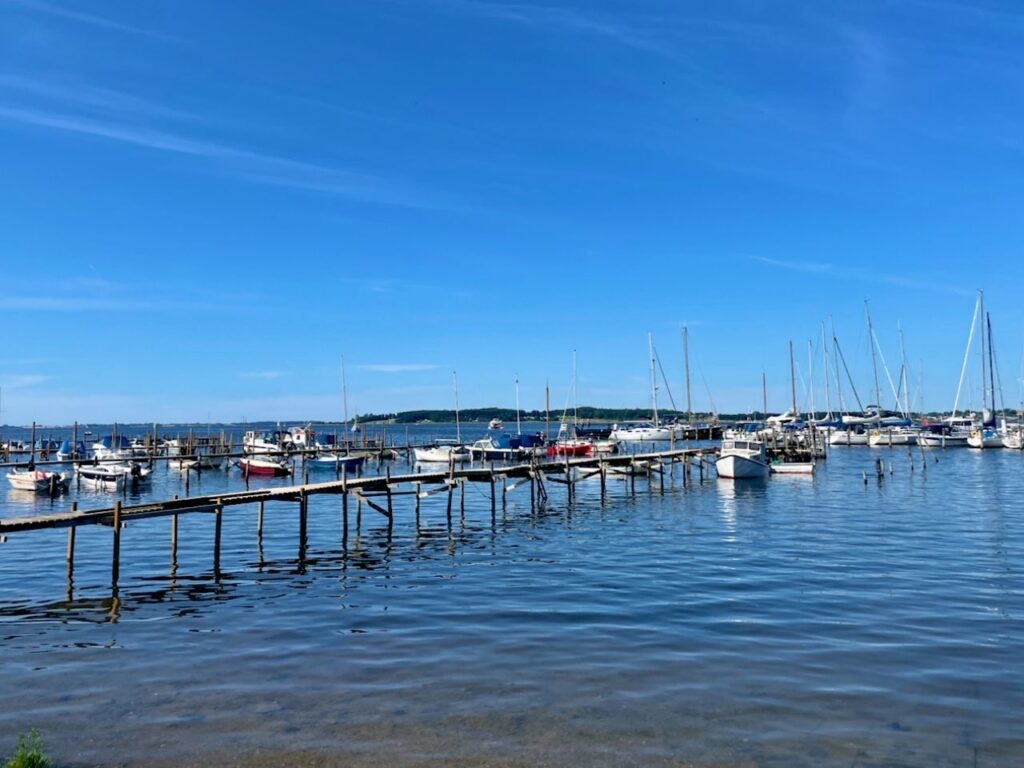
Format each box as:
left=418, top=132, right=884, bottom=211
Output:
left=309, top=355, right=368, bottom=472
left=969, top=295, right=1004, bottom=448
left=612, top=333, right=673, bottom=441
left=414, top=371, right=471, bottom=463
left=548, top=351, right=594, bottom=457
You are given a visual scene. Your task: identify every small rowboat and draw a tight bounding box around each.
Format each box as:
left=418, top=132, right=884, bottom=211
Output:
left=6, top=467, right=70, bottom=493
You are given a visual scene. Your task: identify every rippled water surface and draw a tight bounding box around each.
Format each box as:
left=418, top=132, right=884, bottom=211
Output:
left=1, top=425, right=1022, bottom=767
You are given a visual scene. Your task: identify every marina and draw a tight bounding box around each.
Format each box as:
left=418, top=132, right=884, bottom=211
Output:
left=0, top=422, right=1021, bottom=767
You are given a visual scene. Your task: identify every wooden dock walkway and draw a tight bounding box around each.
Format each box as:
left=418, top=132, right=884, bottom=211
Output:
left=0, top=447, right=718, bottom=599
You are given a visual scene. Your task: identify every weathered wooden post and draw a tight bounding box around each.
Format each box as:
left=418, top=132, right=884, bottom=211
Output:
left=298, top=490, right=308, bottom=560
left=66, top=502, right=78, bottom=592
left=111, top=500, right=122, bottom=589
left=213, top=497, right=223, bottom=573
left=385, top=467, right=394, bottom=537
left=342, top=467, right=349, bottom=544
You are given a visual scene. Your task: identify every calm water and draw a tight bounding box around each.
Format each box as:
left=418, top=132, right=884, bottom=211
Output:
left=1, top=424, right=1022, bottom=767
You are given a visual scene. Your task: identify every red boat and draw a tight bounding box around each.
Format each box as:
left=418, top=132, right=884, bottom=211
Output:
left=546, top=440, right=593, bottom=457
left=238, top=456, right=291, bottom=477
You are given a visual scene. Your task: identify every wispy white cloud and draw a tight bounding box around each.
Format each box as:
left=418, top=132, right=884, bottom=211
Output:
left=358, top=364, right=439, bottom=373
left=0, top=295, right=156, bottom=311
left=0, top=104, right=450, bottom=208
left=415, top=0, right=680, bottom=58
left=750, top=255, right=972, bottom=295
left=238, top=371, right=287, bottom=381
left=0, top=74, right=194, bottom=122
left=0, top=374, right=49, bottom=389
left=753, top=256, right=834, bottom=274
left=7, top=0, right=173, bottom=39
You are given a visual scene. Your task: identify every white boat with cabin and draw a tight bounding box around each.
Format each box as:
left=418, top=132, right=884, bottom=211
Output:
left=715, top=438, right=770, bottom=479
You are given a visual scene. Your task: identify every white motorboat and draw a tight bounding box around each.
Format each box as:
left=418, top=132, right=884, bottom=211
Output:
left=715, top=438, right=770, bottom=479
left=6, top=467, right=69, bottom=492
left=769, top=459, right=814, bottom=475
left=76, top=462, right=151, bottom=490
left=1003, top=428, right=1023, bottom=450
left=488, top=418, right=503, bottom=430
left=413, top=445, right=470, bottom=464
left=242, top=431, right=281, bottom=455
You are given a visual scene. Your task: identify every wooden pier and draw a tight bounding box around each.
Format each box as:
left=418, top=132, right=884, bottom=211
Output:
left=0, top=447, right=717, bottom=597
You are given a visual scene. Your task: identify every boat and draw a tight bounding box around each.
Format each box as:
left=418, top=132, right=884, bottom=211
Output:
left=488, top=418, right=503, bottom=430
left=468, top=433, right=539, bottom=461
left=413, top=444, right=471, bottom=463
left=610, top=422, right=673, bottom=441
left=918, top=417, right=972, bottom=448
left=1003, top=426, right=1023, bottom=450
left=6, top=467, right=69, bottom=493
left=868, top=423, right=918, bottom=447
left=968, top=427, right=1003, bottom=450
left=56, top=439, right=87, bottom=462
left=91, top=435, right=136, bottom=462
left=715, top=437, right=770, bottom=479
left=242, top=430, right=281, bottom=455
left=307, top=452, right=366, bottom=472
left=960, top=292, right=1003, bottom=450
left=612, top=333, right=673, bottom=442
left=75, top=462, right=152, bottom=490
left=237, top=456, right=292, bottom=476
left=769, top=458, right=814, bottom=475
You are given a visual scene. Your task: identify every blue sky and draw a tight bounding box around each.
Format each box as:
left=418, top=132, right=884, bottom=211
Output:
left=1, top=0, right=1023, bottom=423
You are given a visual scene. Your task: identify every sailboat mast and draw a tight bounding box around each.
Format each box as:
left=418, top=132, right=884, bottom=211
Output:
left=987, top=312, right=997, bottom=418
left=683, top=324, right=692, bottom=423
left=515, top=375, right=521, bottom=436
left=865, top=300, right=882, bottom=409
left=952, top=293, right=980, bottom=419
left=453, top=370, right=461, bottom=443
left=545, top=378, right=550, bottom=440
left=572, top=350, right=578, bottom=429
left=789, top=340, right=798, bottom=417
left=808, top=340, right=815, bottom=420
left=898, top=324, right=910, bottom=417
left=648, top=332, right=659, bottom=427
left=341, top=355, right=350, bottom=432
left=762, top=372, right=768, bottom=422
left=821, top=322, right=832, bottom=419
left=980, top=290, right=988, bottom=420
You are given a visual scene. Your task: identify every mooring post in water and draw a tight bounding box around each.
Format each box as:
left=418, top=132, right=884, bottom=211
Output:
left=66, top=502, right=77, bottom=590
left=213, top=497, right=223, bottom=573
left=599, top=460, right=607, bottom=500
left=411, top=466, right=419, bottom=528
left=630, top=460, right=636, bottom=495
left=342, top=467, right=349, bottom=543
left=298, top=489, right=308, bottom=560
left=111, top=500, right=122, bottom=589
left=489, top=464, right=496, bottom=522
left=385, top=467, right=394, bottom=536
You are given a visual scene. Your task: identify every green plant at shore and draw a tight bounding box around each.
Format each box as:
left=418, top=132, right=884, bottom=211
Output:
left=4, top=730, right=48, bottom=768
